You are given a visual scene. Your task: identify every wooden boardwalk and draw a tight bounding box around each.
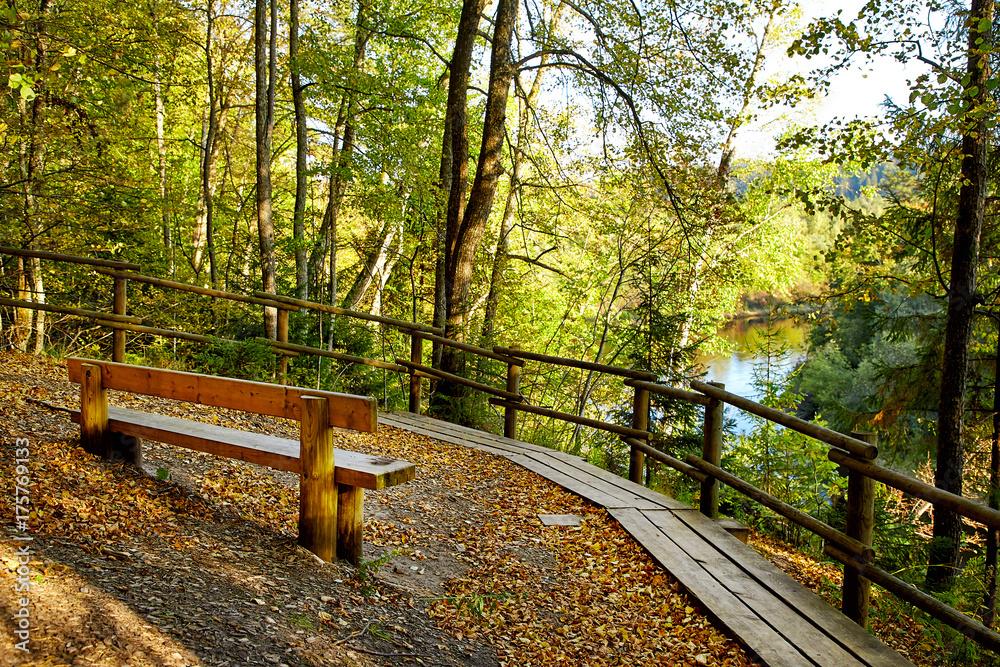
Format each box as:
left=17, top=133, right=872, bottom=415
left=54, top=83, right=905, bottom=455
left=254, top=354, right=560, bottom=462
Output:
left=381, top=411, right=913, bottom=667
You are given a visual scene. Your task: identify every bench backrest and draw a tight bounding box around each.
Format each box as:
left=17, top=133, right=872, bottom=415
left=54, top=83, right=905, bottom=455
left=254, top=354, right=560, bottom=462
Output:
left=67, top=357, right=377, bottom=432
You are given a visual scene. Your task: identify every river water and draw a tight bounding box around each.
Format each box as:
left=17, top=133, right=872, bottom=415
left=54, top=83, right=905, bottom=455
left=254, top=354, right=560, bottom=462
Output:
left=694, top=318, right=810, bottom=434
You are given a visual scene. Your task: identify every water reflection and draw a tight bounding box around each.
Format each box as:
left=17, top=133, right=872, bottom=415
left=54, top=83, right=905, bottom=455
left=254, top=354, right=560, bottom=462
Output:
left=694, top=318, right=810, bottom=434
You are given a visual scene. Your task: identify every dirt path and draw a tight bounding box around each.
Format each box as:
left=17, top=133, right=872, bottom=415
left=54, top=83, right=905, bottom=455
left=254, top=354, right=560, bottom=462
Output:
left=1, top=353, right=757, bottom=666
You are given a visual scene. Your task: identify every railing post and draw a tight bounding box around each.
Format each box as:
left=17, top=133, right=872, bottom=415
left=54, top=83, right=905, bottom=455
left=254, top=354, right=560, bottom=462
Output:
left=843, top=431, right=877, bottom=629
left=700, top=381, right=724, bottom=518
left=504, top=345, right=521, bottom=439
left=277, top=308, right=290, bottom=384
left=409, top=333, right=423, bottom=413
left=112, top=275, right=127, bottom=362
left=629, top=385, right=650, bottom=484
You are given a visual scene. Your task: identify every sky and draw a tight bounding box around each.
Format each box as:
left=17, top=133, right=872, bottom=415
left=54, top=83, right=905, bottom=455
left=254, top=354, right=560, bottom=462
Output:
left=735, top=0, right=923, bottom=157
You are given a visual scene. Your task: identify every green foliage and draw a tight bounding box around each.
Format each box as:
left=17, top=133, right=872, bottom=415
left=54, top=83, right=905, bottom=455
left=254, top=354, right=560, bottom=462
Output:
left=426, top=591, right=514, bottom=619
left=191, top=338, right=275, bottom=382
left=355, top=549, right=400, bottom=597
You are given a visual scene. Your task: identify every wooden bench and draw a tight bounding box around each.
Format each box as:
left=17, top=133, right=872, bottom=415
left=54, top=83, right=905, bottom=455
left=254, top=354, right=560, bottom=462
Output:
left=66, top=357, right=414, bottom=564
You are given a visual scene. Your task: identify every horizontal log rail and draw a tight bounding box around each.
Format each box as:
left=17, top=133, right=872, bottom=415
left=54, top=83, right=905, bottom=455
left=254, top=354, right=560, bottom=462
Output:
left=268, top=340, right=431, bottom=376
left=622, top=436, right=708, bottom=483
left=691, top=380, right=878, bottom=460
left=489, top=398, right=652, bottom=440
left=825, top=543, right=1000, bottom=653
left=396, top=359, right=523, bottom=401
left=494, top=346, right=658, bottom=381
left=829, top=448, right=1000, bottom=529
left=623, top=379, right=712, bottom=406
left=0, top=246, right=141, bottom=271
left=0, top=297, right=142, bottom=324
left=254, top=291, right=442, bottom=335
left=96, top=321, right=299, bottom=356
left=96, top=270, right=298, bottom=311
left=685, top=454, right=875, bottom=561
left=414, top=331, right=523, bottom=366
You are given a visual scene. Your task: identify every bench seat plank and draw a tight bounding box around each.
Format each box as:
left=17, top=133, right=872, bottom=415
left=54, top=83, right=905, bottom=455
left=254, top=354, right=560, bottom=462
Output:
left=67, top=357, right=377, bottom=433
left=71, top=406, right=414, bottom=490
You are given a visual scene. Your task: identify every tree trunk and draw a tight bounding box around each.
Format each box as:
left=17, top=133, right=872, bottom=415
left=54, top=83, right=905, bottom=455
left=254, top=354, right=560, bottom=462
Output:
left=255, top=0, right=277, bottom=337
left=193, top=2, right=226, bottom=287
left=983, top=317, right=1000, bottom=626
left=927, top=0, right=993, bottom=591
left=432, top=108, right=452, bottom=368
left=371, top=215, right=405, bottom=316
left=307, top=4, right=369, bottom=304
left=342, top=216, right=399, bottom=310
left=290, top=0, right=309, bottom=300
left=481, top=6, right=563, bottom=343
left=12, top=257, right=31, bottom=352
left=22, top=0, right=51, bottom=354
left=153, top=39, right=172, bottom=275
left=308, top=100, right=346, bottom=301
left=432, top=0, right=483, bottom=373
left=440, top=0, right=519, bottom=384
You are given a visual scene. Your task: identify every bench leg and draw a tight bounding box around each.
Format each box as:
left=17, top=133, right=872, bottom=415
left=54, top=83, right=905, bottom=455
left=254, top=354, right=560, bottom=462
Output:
left=298, top=396, right=337, bottom=562
left=80, top=363, right=111, bottom=458
left=337, top=485, right=364, bottom=564
left=111, top=433, right=143, bottom=466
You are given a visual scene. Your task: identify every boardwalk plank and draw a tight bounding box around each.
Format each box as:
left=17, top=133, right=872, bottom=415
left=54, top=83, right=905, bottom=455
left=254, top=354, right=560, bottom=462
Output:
left=380, top=413, right=517, bottom=457
left=536, top=450, right=687, bottom=510
left=385, top=412, right=666, bottom=510
left=388, top=411, right=586, bottom=462
left=610, top=508, right=811, bottom=667
left=673, top=510, right=914, bottom=667
left=384, top=411, right=584, bottom=465
left=643, top=510, right=862, bottom=666
left=505, top=453, right=656, bottom=510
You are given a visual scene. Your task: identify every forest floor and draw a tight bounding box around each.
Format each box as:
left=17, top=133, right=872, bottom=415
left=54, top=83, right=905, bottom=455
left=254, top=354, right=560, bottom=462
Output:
left=0, top=352, right=942, bottom=666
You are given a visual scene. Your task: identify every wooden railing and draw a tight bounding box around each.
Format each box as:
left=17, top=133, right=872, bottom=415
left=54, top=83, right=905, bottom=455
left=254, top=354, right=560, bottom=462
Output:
left=2, top=246, right=1000, bottom=653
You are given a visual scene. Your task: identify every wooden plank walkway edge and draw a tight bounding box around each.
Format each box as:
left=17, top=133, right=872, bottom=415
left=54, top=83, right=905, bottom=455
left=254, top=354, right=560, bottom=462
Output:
left=381, top=411, right=913, bottom=667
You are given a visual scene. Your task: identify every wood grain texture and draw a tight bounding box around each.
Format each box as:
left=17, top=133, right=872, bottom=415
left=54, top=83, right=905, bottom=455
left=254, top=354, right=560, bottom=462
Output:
left=408, top=334, right=423, bottom=414
left=700, top=384, right=724, bottom=518
left=609, top=508, right=810, bottom=667
left=299, top=396, right=337, bottom=562
left=67, top=357, right=377, bottom=432
left=112, top=277, right=127, bottom=363
left=644, top=509, right=860, bottom=666
left=337, top=485, right=364, bottom=564
left=383, top=411, right=687, bottom=510
left=628, top=386, right=649, bottom=484
left=488, top=398, right=649, bottom=439
left=70, top=406, right=414, bottom=489
left=0, top=246, right=140, bottom=270
left=95, top=269, right=297, bottom=310
left=692, top=380, right=878, bottom=459
left=673, top=510, right=913, bottom=667
left=80, top=364, right=110, bottom=458
left=844, top=432, right=878, bottom=628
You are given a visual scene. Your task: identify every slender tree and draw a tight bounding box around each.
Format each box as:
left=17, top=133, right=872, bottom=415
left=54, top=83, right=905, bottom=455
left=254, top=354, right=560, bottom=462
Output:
left=439, top=0, right=520, bottom=385
left=255, top=0, right=277, bottom=337
left=928, top=0, right=994, bottom=590
left=290, top=0, right=308, bottom=299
